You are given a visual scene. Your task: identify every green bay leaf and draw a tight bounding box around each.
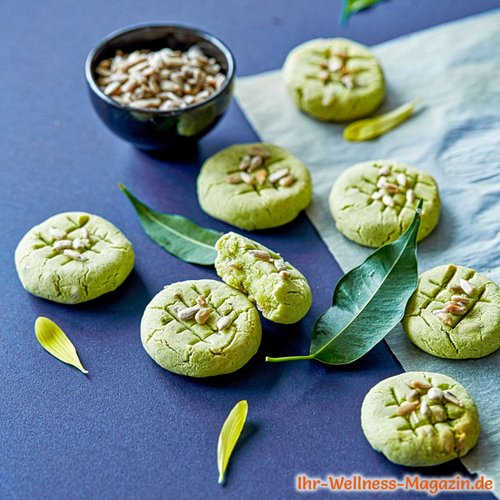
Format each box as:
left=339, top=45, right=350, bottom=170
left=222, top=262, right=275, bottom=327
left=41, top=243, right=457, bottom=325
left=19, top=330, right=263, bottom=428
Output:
left=267, top=202, right=421, bottom=365
left=120, top=184, right=220, bottom=266
left=341, top=0, right=386, bottom=23
left=217, top=400, right=248, bottom=485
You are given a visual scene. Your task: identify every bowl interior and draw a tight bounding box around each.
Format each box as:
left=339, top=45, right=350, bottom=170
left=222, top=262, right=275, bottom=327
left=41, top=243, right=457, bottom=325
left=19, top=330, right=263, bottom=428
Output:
left=89, top=25, right=233, bottom=85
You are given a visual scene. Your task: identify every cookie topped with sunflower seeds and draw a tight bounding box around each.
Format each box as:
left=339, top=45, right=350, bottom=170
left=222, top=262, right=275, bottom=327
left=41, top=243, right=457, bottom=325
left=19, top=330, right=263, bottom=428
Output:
left=283, top=38, right=385, bottom=122
left=361, top=372, right=480, bottom=467
left=403, top=264, right=500, bottom=359
left=197, top=143, right=312, bottom=230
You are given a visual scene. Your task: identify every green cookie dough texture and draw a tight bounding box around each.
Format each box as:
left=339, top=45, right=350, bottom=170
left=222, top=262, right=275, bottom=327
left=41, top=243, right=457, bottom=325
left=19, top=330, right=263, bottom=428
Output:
left=15, top=212, right=134, bottom=304
left=141, top=279, right=262, bottom=377
left=361, top=371, right=480, bottom=467
left=215, top=232, right=312, bottom=324
left=197, top=143, right=312, bottom=230
left=329, top=160, right=440, bottom=247
left=283, top=38, right=385, bottom=122
left=403, top=264, right=500, bottom=359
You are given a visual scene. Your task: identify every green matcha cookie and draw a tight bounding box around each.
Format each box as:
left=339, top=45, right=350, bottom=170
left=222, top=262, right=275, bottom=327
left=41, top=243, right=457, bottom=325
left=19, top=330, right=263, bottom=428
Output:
left=283, top=38, right=385, bottom=122
left=329, top=160, right=440, bottom=247
left=141, top=279, right=261, bottom=377
left=197, top=144, right=312, bottom=230
left=15, top=212, right=134, bottom=304
left=361, top=372, right=480, bottom=467
left=215, top=232, right=312, bottom=324
left=403, top=264, right=500, bottom=359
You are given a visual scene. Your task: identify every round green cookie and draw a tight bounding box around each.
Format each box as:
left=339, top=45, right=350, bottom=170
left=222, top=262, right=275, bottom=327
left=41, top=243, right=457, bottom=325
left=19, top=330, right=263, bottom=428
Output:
left=329, top=160, right=440, bottom=247
left=403, top=264, right=500, bottom=359
left=197, top=143, right=312, bottom=230
left=141, top=279, right=262, bottom=377
left=215, top=232, right=312, bottom=324
left=15, top=212, right=134, bottom=304
left=283, top=38, right=385, bottom=122
left=361, top=372, right=480, bottom=467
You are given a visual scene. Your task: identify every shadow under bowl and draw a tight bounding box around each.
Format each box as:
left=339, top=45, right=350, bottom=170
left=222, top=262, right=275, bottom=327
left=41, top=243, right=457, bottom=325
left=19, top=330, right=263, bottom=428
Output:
left=85, top=23, right=235, bottom=151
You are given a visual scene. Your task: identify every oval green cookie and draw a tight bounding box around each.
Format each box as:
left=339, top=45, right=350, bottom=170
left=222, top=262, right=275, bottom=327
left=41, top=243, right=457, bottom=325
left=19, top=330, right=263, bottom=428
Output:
left=141, top=279, right=262, bottom=377
left=329, top=159, right=440, bottom=247
left=283, top=38, right=385, bottom=122
left=403, top=264, right=500, bottom=359
left=214, top=232, right=312, bottom=324
left=197, top=143, right=312, bottom=230
left=361, top=372, right=480, bottom=467
left=15, top=212, right=134, bottom=304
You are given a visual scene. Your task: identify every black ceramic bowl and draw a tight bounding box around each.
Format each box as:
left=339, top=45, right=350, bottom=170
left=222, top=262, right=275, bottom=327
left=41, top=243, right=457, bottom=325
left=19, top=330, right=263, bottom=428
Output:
left=85, top=23, right=235, bottom=150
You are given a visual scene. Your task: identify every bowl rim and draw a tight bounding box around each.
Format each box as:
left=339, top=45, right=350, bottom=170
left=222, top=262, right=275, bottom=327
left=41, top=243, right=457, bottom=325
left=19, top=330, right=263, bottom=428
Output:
left=85, top=22, right=235, bottom=116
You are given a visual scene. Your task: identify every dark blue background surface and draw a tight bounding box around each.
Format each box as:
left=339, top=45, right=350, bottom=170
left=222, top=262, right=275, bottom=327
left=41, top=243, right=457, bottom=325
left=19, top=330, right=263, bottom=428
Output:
left=1, top=1, right=498, bottom=498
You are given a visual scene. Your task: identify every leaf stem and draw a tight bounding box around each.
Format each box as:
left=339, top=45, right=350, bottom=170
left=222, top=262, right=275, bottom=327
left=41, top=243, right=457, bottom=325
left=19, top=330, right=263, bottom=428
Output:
left=265, top=354, right=315, bottom=363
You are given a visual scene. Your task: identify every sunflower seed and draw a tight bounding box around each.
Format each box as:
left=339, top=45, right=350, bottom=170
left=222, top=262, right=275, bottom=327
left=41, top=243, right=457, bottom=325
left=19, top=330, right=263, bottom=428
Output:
left=427, top=387, right=443, bottom=402
left=396, top=401, right=419, bottom=416
left=72, top=238, right=85, bottom=251
left=178, top=306, right=200, bottom=321
left=340, top=75, right=354, bottom=89
left=328, top=58, right=343, bottom=72
left=239, top=155, right=251, bottom=171
left=279, top=270, right=291, bottom=279
left=371, top=190, right=384, bottom=200
left=247, top=250, right=271, bottom=261
left=382, top=195, right=395, bottom=207
left=129, top=98, right=161, bottom=109
left=52, top=240, right=72, bottom=251
left=431, top=405, right=447, bottom=422
left=444, top=301, right=467, bottom=315
left=104, top=81, right=122, bottom=96
left=248, top=155, right=263, bottom=172
left=240, top=172, right=255, bottom=186
left=378, top=165, right=390, bottom=176
left=195, top=307, right=211, bottom=325
left=49, top=227, right=67, bottom=240
left=318, top=70, right=330, bottom=82
left=396, top=173, right=407, bottom=187
left=255, top=169, right=268, bottom=186
left=382, top=182, right=399, bottom=194
left=443, top=391, right=463, bottom=407
left=420, top=400, right=432, bottom=419
left=451, top=295, right=470, bottom=305
left=406, top=189, right=416, bottom=203
left=268, top=168, right=290, bottom=184
left=63, top=249, right=86, bottom=261
left=273, top=259, right=287, bottom=272
left=196, top=296, right=207, bottom=307
left=217, top=315, right=233, bottom=331
left=248, top=145, right=271, bottom=158
left=434, top=311, right=454, bottom=326
left=448, top=283, right=463, bottom=293
left=410, top=380, right=432, bottom=390
left=460, top=278, right=476, bottom=296
left=377, top=176, right=388, bottom=188
left=226, top=173, right=243, bottom=184
left=407, top=389, right=420, bottom=402
left=278, top=175, right=296, bottom=187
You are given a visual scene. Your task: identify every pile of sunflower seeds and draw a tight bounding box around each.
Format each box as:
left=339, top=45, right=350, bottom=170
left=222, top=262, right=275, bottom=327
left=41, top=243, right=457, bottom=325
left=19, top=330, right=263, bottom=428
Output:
left=176, top=294, right=234, bottom=331
left=95, top=46, right=225, bottom=111
left=371, top=164, right=416, bottom=207
left=49, top=227, right=91, bottom=262
left=433, top=278, right=476, bottom=326
left=245, top=248, right=291, bottom=280
left=395, top=380, right=463, bottom=429
left=316, top=50, right=355, bottom=90
left=226, top=146, right=296, bottom=188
